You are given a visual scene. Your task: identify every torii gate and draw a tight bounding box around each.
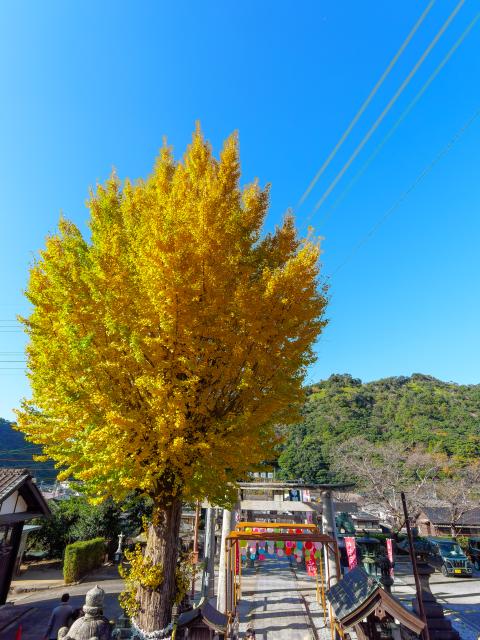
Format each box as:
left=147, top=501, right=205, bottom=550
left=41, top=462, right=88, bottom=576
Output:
left=223, top=521, right=341, bottom=638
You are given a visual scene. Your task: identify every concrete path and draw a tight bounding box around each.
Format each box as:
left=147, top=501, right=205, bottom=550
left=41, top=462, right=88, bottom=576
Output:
left=393, top=558, right=480, bottom=640
left=238, top=557, right=330, bottom=640
left=10, top=560, right=65, bottom=593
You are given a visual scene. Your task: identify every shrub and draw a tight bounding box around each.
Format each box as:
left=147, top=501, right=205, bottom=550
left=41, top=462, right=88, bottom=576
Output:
left=456, top=535, right=469, bottom=552
left=63, top=537, right=106, bottom=584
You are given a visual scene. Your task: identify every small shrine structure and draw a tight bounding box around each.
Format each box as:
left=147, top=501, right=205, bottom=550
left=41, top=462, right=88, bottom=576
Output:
left=175, top=598, right=228, bottom=639
left=327, top=567, right=425, bottom=639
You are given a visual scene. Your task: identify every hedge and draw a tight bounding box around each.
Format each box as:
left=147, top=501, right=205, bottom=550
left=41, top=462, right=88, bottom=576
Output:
left=63, top=537, right=106, bottom=584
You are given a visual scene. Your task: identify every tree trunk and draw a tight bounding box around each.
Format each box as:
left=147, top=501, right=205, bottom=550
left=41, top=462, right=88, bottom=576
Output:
left=137, top=496, right=182, bottom=632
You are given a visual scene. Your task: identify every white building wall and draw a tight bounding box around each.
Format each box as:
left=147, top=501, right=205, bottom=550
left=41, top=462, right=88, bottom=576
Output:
left=0, top=491, right=27, bottom=515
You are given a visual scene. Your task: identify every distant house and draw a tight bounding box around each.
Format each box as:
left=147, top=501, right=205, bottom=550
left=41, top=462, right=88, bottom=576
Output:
left=350, top=510, right=383, bottom=534
left=416, top=506, right=480, bottom=537
left=0, top=468, right=51, bottom=604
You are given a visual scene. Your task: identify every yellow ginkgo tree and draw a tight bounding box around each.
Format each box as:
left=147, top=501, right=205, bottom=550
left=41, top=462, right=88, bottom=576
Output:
left=16, top=128, right=327, bottom=632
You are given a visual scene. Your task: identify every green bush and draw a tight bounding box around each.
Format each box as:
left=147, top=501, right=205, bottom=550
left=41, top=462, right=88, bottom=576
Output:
left=63, top=537, right=106, bottom=584
left=456, top=535, right=469, bottom=551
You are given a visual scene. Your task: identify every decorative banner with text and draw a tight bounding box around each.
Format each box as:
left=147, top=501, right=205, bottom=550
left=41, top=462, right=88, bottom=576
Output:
left=344, top=537, right=357, bottom=570
left=386, top=538, right=394, bottom=577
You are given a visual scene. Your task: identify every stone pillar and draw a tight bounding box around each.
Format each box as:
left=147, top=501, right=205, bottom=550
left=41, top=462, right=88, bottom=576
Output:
left=217, top=507, right=236, bottom=613
left=413, top=560, right=460, bottom=640
left=201, top=506, right=216, bottom=599
left=321, top=490, right=339, bottom=587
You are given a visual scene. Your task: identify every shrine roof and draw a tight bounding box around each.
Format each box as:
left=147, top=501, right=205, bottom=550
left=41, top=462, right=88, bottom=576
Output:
left=327, top=568, right=424, bottom=634
left=178, top=600, right=227, bottom=631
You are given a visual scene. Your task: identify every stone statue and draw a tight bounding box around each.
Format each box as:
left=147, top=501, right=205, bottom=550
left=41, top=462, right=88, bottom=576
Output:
left=58, top=585, right=112, bottom=640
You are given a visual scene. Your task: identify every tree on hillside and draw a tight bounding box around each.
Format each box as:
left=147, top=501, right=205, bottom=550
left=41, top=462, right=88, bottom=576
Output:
left=330, top=437, right=444, bottom=532
left=277, top=428, right=332, bottom=483
left=15, top=128, right=326, bottom=632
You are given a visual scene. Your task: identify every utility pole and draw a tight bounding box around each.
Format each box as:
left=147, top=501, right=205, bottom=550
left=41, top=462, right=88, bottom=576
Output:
left=401, top=492, right=430, bottom=640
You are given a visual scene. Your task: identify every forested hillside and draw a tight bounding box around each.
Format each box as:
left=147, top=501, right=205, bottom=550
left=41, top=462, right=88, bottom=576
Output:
left=0, top=418, right=56, bottom=483
left=277, top=374, right=480, bottom=483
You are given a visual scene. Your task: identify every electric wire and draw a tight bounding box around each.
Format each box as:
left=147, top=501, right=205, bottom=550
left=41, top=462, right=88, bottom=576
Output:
left=331, top=107, right=480, bottom=276
left=305, top=0, right=465, bottom=222
left=319, top=12, right=480, bottom=227
left=297, top=0, right=436, bottom=208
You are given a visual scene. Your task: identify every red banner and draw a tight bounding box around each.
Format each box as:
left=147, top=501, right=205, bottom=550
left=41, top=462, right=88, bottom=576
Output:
left=306, top=557, right=317, bottom=576
left=344, top=537, right=357, bottom=570
left=386, top=538, right=394, bottom=577
left=235, top=543, right=240, bottom=573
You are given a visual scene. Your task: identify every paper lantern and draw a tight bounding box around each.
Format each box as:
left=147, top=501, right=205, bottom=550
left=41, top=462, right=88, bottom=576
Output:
left=296, top=541, right=303, bottom=549
left=286, top=541, right=294, bottom=549
left=285, top=547, right=292, bottom=556
left=296, top=555, right=302, bottom=563
left=276, top=540, right=284, bottom=548
left=314, top=550, right=321, bottom=559
left=277, top=548, right=284, bottom=557
left=240, top=540, right=248, bottom=548
left=305, top=541, right=313, bottom=550
left=259, top=554, right=266, bottom=561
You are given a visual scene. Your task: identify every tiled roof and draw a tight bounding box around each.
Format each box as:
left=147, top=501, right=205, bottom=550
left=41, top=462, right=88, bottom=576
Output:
left=422, top=505, right=480, bottom=526
left=0, top=467, right=30, bottom=503
left=327, top=567, right=379, bottom=620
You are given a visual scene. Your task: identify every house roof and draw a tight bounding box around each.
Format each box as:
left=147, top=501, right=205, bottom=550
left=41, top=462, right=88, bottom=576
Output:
left=0, top=468, right=30, bottom=503
left=422, top=506, right=480, bottom=526
left=0, top=467, right=51, bottom=524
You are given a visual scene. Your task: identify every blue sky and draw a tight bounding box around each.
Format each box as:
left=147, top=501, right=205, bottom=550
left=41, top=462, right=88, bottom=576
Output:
left=1, top=1, right=479, bottom=419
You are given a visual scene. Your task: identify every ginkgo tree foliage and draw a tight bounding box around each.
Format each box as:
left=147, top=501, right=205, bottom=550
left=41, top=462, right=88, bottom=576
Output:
left=16, top=128, right=327, bottom=631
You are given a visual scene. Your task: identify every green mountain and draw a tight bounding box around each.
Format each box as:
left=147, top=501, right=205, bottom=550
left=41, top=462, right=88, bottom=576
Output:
left=277, top=373, right=480, bottom=482
left=0, top=418, right=57, bottom=483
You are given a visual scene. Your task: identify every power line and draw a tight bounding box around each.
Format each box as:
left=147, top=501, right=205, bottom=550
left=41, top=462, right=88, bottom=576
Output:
left=306, top=0, right=465, bottom=221
left=332, top=107, right=480, bottom=275
left=297, top=0, right=436, bottom=208
left=319, top=12, right=480, bottom=227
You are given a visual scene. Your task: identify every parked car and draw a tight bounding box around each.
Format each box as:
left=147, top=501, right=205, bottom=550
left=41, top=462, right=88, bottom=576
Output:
left=426, top=536, right=473, bottom=577
left=467, top=537, right=480, bottom=570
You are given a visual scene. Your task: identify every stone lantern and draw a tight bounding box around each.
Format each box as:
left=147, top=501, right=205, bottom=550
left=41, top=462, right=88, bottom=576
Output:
left=58, top=585, right=113, bottom=640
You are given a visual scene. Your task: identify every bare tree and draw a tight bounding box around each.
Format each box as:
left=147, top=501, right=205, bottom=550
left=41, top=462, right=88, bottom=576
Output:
left=434, top=463, right=480, bottom=537
left=330, top=437, right=444, bottom=532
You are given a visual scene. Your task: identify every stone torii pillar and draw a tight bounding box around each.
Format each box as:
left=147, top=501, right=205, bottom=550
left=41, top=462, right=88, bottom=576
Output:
left=201, top=506, right=216, bottom=599
left=217, top=503, right=239, bottom=613
left=321, top=489, right=339, bottom=587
